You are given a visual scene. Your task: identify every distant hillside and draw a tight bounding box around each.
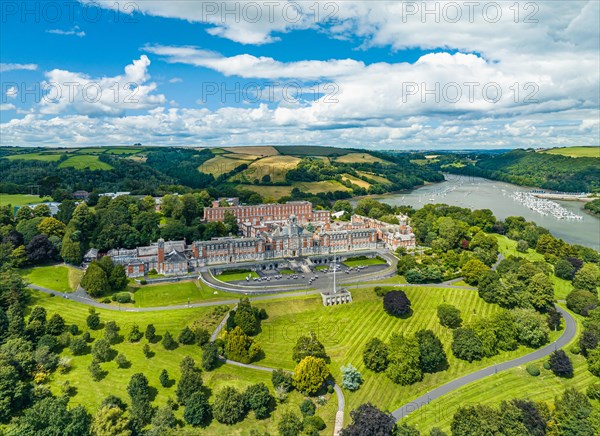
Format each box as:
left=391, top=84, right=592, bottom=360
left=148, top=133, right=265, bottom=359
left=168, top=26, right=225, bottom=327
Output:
left=540, top=146, right=599, bottom=158
left=0, top=145, right=443, bottom=202
left=435, top=149, right=600, bottom=192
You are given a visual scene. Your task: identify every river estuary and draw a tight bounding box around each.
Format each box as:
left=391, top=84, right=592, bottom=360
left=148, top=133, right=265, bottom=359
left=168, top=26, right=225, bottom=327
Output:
left=373, top=175, right=600, bottom=251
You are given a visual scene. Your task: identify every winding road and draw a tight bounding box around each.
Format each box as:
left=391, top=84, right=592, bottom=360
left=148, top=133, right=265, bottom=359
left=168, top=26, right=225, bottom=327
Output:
left=391, top=304, right=576, bottom=421
left=27, top=259, right=577, bottom=435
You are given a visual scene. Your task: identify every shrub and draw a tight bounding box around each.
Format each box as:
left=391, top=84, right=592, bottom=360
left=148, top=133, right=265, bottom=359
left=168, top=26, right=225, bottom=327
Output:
left=383, top=290, right=412, bottom=317
left=293, top=356, right=330, bottom=395
left=68, top=324, right=79, bottom=335
left=178, top=327, right=196, bottom=345
left=145, top=324, right=156, bottom=342
left=115, top=353, right=129, bottom=368
left=570, top=345, right=581, bottom=355
left=586, top=383, right=600, bottom=400
left=128, top=324, right=143, bottom=342
left=162, top=331, right=177, bottom=350
left=139, top=279, right=147, bottom=285
left=300, top=399, right=316, bottom=417
left=303, top=415, right=326, bottom=433
left=212, top=386, right=246, bottom=425
left=86, top=308, right=100, bottom=330
left=341, top=364, right=363, bottom=391
left=543, top=361, right=551, bottom=370
left=526, top=365, right=540, bottom=376
left=278, top=411, right=303, bottom=436
left=115, top=292, right=132, bottom=304
left=272, top=368, right=294, bottom=392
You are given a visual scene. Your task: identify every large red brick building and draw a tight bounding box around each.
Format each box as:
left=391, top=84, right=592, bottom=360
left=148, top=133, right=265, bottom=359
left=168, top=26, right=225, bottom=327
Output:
left=204, top=199, right=330, bottom=225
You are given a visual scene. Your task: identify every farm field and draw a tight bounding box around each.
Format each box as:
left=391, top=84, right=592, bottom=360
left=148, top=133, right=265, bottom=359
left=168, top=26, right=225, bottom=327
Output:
left=58, top=155, right=114, bottom=170
left=0, top=193, right=52, bottom=207
left=238, top=155, right=302, bottom=184
left=251, top=286, right=559, bottom=418
left=7, top=152, right=62, bottom=162
left=19, top=264, right=83, bottom=293
left=341, top=174, right=371, bottom=189
left=199, top=154, right=257, bottom=177
left=541, top=146, right=600, bottom=158
left=356, top=171, right=393, bottom=185
left=222, top=146, right=279, bottom=156
left=335, top=153, right=389, bottom=164
left=131, top=280, right=242, bottom=308
left=28, top=291, right=338, bottom=435
left=237, top=184, right=294, bottom=199
left=404, top=306, right=596, bottom=433
left=275, top=145, right=353, bottom=156
left=294, top=180, right=352, bottom=194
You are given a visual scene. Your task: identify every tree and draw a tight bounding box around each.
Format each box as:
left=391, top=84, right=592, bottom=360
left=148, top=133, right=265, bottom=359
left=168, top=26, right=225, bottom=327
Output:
left=554, top=388, right=595, bottom=435
left=341, top=364, right=363, bottom=391
left=514, top=309, right=550, bottom=348
left=383, top=290, right=412, bottom=317
left=278, top=411, right=303, bottom=436
left=547, top=307, right=562, bottom=331
left=340, top=403, right=395, bottom=436
left=86, top=308, right=100, bottom=329
left=362, top=337, right=389, bottom=372
left=224, top=326, right=260, bottom=364
left=162, top=331, right=177, bottom=350
left=159, top=369, right=170, bottom=387
left=127, top=324, right=143, bottom=342
left=292, top=331, right=328, bottom=362
left=437, top=304, right=462, bottom=328
left=143, top=344, right=152, bottom=358
left=243, top=382, right=273, bottom=419
left=38, top=217, right=66, bottom=238
left=104, top=320, right=120, bottom=344
left=13, top=396, right=91, bottom=435
left=109, top=265, right=128, bottom=292
left=115, top=353, right=128, bottom=369
left=26, top=234, right=57, bottom=263
left=46, top=313, right=65, bottom=336
left=587, top=348, right=600, bottom=377
left=127, top=373, right=153, bottom=427
left=555, top=258, right=575, bottom=280
left=69, top=337, right=87, bottom=355
left=293, top=356, right=330, bottom=395
left=461, top=258, right=490, bottom=285
left=416, top=329, right=448, bottom=373
left=549, top=350, right=574, bottom=378
left=81, top=263, right=110, bottom=297
left=89, top=359, right=105, bottom=381
left=452, top=328, right=483, bottom=362
left=573, top=263, right=600, bottom=293
left=201, top=342, right=220, bottom=371
left=61, top=231, right=82, bottom=265
left=566, top=290, right=598, bottom=315
left=516, top=240, right=529, bottom=253
left=92, top=338, right=114, bottom=362
left=176, top=357, right=203, bottom=405
left=212, top=386, right=246, bottom=424
left=527, top=273, right=555, bottom=311
left=178, top=326, right=196, bottom=345
left=183, top=392, right=212, bottom=427
left=272, top=368, right=294, bottom=391
left=145, top=324, right=156, bottom=342
left=91, top=405, right=132, bottom=436
left=150, top=405, right=177, bottom=434
left=386, top=334, right=423, bottom=385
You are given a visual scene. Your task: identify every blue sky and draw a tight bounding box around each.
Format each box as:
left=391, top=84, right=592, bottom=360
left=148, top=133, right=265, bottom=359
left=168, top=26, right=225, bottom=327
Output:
left=1, top=1, right=599, bottom=149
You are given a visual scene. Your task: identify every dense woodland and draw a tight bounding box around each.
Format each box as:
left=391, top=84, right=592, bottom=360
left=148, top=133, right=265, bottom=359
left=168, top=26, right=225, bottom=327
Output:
left=433, top=149, right=600, bottom=192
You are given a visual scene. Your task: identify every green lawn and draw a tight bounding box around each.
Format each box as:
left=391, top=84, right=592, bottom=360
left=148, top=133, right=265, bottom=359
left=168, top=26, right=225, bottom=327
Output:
left=132, top=280, right=242, bottom=308
left=217, top=270, right=260, bottom=282
left=353, top=275, right=407, bottom=286
left=58, top=155, right=114, bottom=170
left=315, top=265, right=329, bottom=271
left=279, top=269, right=296, bottom=275
left=251, top=286, right=559, bottom=419
left=28, top=291, right=336, bottom=434
left=0, top=193, right=52, bottom=207
left=343, top=257, right=387, bottom=267
left=19, top=265, right=83, bottom=293
left=404, top=305, right=597, bottom=433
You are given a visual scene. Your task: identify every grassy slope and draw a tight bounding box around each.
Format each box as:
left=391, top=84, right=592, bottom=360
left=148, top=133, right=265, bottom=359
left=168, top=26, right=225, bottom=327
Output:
left=131, top=280, right=243, bottom=308
left=251, top=286, right=559, bottom=419
left=343, top=257, right=387, bottom=267
left=294, top=181, right=352, bottom=194
left=541, top=146, right=600, bottom=158
left=58, top=155, right=114, bottom=170
left=404, top=305, right=597, bottom=433
left=217, top=271, right=260, bottom=282
left=29, top=291, right=337, bottom=435
left=335, top=153, right=390, bottom=164
left=199, top=154, right=258, bottom=177
left=0, top=194, right=52, bottom=207
left=19, top=265, right=83, bottom=293
left=7, top=153, right=62, bottom=162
